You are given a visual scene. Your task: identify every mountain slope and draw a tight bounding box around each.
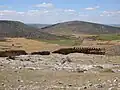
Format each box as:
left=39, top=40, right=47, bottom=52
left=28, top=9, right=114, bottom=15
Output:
left=0, top=20, right=65, bottom=40
left=41, top=21, right=120, bottom=35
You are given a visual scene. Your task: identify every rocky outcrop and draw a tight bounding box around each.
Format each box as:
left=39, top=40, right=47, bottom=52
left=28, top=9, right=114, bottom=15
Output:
left=0, top=50, right=27, bottom=57
left=31, top=51, right=50, bottom=55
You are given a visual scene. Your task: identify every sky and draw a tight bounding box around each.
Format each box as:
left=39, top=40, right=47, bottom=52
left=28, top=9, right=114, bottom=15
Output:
left=0, top=0, right=120, bottom=24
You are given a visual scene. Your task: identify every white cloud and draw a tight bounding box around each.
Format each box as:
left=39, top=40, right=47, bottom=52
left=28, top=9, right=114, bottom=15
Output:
left=79, top=14, right=88, bottom=17
left=35, top=3, right=54, bottom=8
left=0, top=9, right=79, bottom=23
left=17, top=12, right=25, bottom=15
left=0, top=10, right=17, bottom=15
left=0, top=5, right=6, bottom=8
left=64, top=9, right=75, bottom=12
left=100, top=14, right=104, bottom=17
left=101, top=10, right=120, bottom=16
left=63, top=9, right=77, bottom=15
left=85, top=6, right=100, bottom=10
left=0, top=5, right=10, bottom=8
left=0, top=7, right=120, bottom=24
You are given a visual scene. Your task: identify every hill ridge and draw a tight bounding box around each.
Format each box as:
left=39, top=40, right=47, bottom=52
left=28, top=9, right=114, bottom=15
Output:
left=40, top=20, right=120, bottom=35
left=0, top=20, right=65, bottom=40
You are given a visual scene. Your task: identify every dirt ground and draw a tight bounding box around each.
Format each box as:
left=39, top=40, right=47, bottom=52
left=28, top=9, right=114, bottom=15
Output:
left=1, top=38, right=120, bottom=52
left=0, top=38, right=120, bottom=90
left=0, top=53, right=120, bottom=90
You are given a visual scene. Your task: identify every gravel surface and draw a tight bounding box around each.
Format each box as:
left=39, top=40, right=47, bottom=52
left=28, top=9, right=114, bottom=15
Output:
left=0, top=53, right=120, bottom=90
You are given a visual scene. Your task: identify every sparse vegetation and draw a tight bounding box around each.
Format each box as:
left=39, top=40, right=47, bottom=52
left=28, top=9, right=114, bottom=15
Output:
left=0, top=0, right=120, bottom=89
left=97, top=34, right=120, bottom=41
left=0, top=20, right=120, bottom=90
left=39, top=39, right=75, bottom=46
left=0, top=20, right=68, bottom=40
left=41, top=21, right=120, bottom=35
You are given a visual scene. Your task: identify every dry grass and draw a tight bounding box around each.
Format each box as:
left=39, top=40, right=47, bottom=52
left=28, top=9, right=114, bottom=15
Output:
left=0, top=38, right=60, bottom=53
left=0, top=37, right=120, bottom=54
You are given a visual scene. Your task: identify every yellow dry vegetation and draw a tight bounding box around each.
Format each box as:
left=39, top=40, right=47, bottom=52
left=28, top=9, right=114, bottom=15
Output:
left=1, top=37, right=120, bottom=53
left=0, top=38, right=60, bottom=52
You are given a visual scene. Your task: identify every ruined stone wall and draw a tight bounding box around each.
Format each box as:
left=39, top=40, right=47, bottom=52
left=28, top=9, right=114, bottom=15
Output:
left=52, top=47, right=105, bottom=55
left=0, top=50, right=27, bottom=57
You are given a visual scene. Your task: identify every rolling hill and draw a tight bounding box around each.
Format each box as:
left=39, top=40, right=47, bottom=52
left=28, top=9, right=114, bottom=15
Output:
left=0, top=20, right=65, bottom=40
left=41, top=21, right=120, bottom=35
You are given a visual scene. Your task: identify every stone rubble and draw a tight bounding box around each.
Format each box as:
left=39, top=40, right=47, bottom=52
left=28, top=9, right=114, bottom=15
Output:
left=0, top=53, right=120, bottom=90
left=0, top=54, right=120, bottom=73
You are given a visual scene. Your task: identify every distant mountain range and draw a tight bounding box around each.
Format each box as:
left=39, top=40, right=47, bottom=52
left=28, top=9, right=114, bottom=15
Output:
left=0, top=20, right=65, bottom=40
left=40, top=21, right=120, bottom=35
left=109, top=24, right=120, bottom=27
left=27, top=24, right=50, bottom=29
left=0, top=20, right=120, bottom=40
